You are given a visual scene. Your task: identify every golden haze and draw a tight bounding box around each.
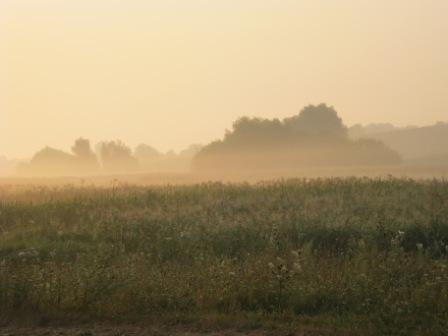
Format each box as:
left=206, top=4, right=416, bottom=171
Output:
left=1, top=0, right=448, bottom=159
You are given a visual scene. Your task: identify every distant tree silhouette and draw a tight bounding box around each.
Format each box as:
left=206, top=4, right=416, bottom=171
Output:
left=224, top=117, right=284, bottom=148
left=32, top=147, right=73, bottom=165
left=72, top=138, right=95, bottom=160
left=18, top=138, right=101, bottom=176
left=179, top=144, right=202, bottom=158
left=99, top=140, right=138, bottom=173
left=350, top=138, right=402, bottom=165
left=134, top=144, right=203, bottom=173
left=350, top=122, right=448, bottom=161
left=134, top=144, right=163, bottom=162
left=72, top=138, right=98, bottom=173
left=194, top=104, right=402, bottom=171
left=284, top=104, right=347, bottom=140
left=348, top=123, right=397, bottom=139
left=19, top=146, right=75, bottom=176
left=19, top=138, right=201, bottom=176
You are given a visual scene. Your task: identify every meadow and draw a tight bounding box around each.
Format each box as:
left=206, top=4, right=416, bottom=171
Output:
left=0, top=178, right=448, bottom=335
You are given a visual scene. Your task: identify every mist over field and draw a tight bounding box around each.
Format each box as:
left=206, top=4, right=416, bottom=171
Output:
left=2, top=1, right=448, bottom=173
left=1, top=103, right=447, bottom=182
left=1, top=1, right=448, bottom=335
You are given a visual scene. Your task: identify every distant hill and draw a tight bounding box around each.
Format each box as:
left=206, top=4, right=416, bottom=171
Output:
left=349, top=122, right=448, bottom=163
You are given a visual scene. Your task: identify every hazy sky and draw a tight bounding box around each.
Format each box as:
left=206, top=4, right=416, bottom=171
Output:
left=1, top=0, right=447, bottom=158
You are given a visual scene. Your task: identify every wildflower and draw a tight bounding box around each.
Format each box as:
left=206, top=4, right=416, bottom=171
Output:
left=18, top=248, right=39, bottom=259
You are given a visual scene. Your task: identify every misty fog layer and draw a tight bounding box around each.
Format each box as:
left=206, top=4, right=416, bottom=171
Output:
left=349, top=122, right=448, bottom=166
left=16, top=139, right=201, bottom=177
left=10, top=104, right=404, bottom=177
left=2, top=1, right=448, bottom=160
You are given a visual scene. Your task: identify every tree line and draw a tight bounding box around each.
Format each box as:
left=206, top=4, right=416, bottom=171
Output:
left=17, top=104, right=402, bottom=176
left=194, top=104, right=401, bottom=171
left=17, top=139, right=201, bottom=176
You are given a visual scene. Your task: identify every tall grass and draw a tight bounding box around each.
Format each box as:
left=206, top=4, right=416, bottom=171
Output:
left=0, top=177, right=448, bottom=335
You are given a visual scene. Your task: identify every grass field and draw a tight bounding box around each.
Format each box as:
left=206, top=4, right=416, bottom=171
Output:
left=1, top=178, right=448, bottom=335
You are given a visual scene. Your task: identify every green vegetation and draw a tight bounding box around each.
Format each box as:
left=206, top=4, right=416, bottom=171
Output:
left=1, top=178, right=448, bottom=335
